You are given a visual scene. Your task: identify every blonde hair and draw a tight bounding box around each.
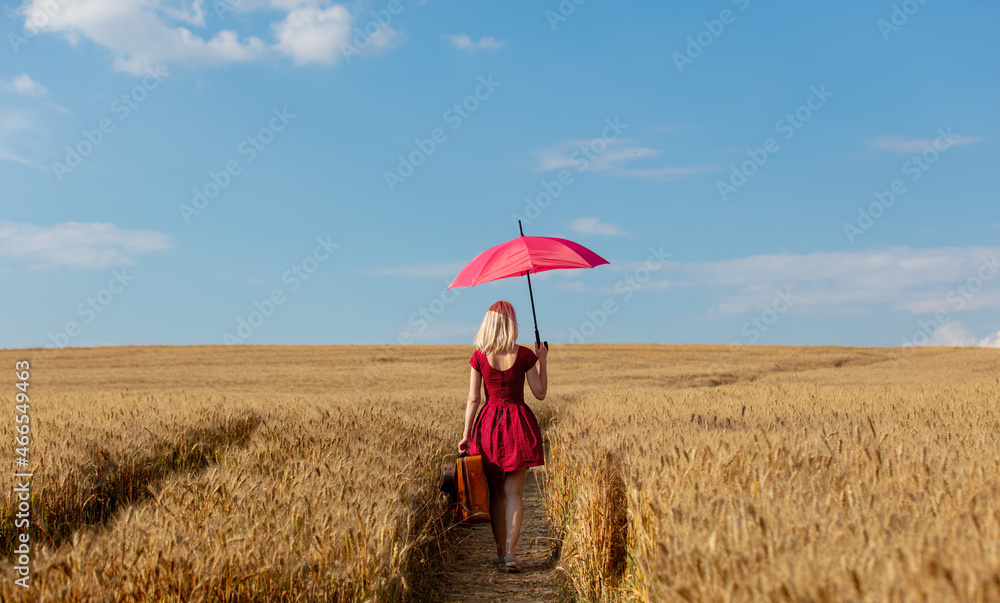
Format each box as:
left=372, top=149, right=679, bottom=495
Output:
left=473, top=300, right=519, bottom=354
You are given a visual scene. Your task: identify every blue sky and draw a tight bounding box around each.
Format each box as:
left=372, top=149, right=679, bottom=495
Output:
left=1, top=0, right=998, bottom=349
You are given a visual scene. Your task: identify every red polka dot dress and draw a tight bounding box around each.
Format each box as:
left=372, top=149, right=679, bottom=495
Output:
left=468, top=345, right=545, bottom=472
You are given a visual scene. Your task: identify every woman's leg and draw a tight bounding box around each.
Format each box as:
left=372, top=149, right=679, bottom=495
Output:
left=503, top=469, right=527, bottom=556
left=484, top=461, right=507, bottom=557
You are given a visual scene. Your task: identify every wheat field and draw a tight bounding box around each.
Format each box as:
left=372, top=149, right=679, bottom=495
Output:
left=0, top=345, right=487, bottom=602
left=545, top=345, right=1000, bottom=602
left=0, top=344, right=997, bottom=602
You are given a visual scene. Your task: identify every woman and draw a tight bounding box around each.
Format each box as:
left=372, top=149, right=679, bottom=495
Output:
left=458, top=300, right=548, bottom=573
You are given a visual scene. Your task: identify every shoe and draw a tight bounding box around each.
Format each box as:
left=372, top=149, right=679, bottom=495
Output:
left=503, top=553, right=521, bottom=573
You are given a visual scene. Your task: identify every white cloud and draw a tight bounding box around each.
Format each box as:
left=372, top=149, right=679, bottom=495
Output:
left=1, top=74, right=49, bottom=97
left=533, top=140, right=654, bottom=171
left=446, top=34, right=505, bottom=52
left=919, top=321, right=978, bottom=347
left=652, top=246, right=1000, bottom=318
left=346, top=18, right=402, bottom=57
left=976, top=329, right=1000, bottom=349
left=17, top=0, right=268, bottom=75
left=273, top=4, right=352, bottom=64
left=569, top=217, right=628, bottom=236
left=0, top=221, right=173, bottom=269
left=912, top=321, right=1000, bottom=348
left=531, top=138, right=712, bottom=181
left=358, top=261, right=467, bottom=278
left=160, top=0, right=207, bottom=26
left=14, top=0, right=400, bottom=73
left=866, top=132, right=982, bottom=154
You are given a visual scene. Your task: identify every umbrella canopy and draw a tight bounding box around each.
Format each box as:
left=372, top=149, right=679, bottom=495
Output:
left=447, top=225, right=609, bottom=348
left=446, top=236, right=609, bottom=289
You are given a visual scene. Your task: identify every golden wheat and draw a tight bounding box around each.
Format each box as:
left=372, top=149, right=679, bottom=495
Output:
left=0, top=345, right=488, bottom=602
left=545, top=345, right=1000, bottom=602
left=2, top=344, right=997, bottom=602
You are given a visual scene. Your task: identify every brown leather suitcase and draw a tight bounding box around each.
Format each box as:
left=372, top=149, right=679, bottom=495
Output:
left=454, top=454, right=491, bottom=523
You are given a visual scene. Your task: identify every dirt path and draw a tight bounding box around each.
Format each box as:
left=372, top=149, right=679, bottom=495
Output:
left=435, top=468, right=564, bottom=602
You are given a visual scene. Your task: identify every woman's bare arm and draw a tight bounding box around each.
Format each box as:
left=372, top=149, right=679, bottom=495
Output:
left=526, top=343, right=547, bottom=400
left=458, top=366, right=482, bottom=452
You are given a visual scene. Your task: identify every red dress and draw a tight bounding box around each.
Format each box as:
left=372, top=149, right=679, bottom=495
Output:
left=468, top=345, right=545, bottom=472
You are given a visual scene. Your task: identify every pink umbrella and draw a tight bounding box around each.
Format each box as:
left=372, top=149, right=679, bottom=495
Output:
left=447, top=221, right=610, bottom=348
